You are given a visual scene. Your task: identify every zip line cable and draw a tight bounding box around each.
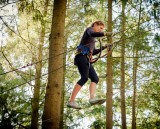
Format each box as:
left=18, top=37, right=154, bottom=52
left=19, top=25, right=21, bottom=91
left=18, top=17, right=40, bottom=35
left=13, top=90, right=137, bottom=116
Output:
left=1, top=6, right=158, bottom=76
left=1, top=47, right=159, bottom=94
left=1, top=50, right=34, bottom=86
left=1, top=28, right=158, bottom=94
left=0, top=10, right=159, bottom=93
left=0, top=42, right=114, bottom=94
left=0, top=47, right=76, bottom=76
left=0, top=1, right=159, bottom=126
left=0, top=1, right=121, bottom=50
left=0, top=26, right=158, bottom=79
left=0, top=62, right=72, bottom=94
left=0, top=25, right=158, bottom=76
left=98, top=26, right=159, bottom=59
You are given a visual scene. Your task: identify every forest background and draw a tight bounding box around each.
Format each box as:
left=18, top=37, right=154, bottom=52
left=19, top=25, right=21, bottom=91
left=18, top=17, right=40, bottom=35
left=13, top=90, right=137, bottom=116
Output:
left=0, top=0, right=160, bottom=129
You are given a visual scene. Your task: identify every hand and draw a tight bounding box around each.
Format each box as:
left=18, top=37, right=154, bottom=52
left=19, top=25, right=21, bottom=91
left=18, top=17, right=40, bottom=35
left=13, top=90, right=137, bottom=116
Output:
left=102, top=45, right=107, bottom=50
left=105, top=32, right=117, bottom=37
left=111, top=32, right=117, bottom=37
left=105, top=32, right=112, bottom=36
left=90, top=59, right=97, bottom=63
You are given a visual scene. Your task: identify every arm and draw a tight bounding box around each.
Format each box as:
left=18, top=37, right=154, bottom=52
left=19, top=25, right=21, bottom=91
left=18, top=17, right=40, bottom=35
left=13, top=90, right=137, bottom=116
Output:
left=92, top=46, right=107, bottom=55
left=87, top=28, right=105, bottom=37
left=87, top=27, right=115, bottom=37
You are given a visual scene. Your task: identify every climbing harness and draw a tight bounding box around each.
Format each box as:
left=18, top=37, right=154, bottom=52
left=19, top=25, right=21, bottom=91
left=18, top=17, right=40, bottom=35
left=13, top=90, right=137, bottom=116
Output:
left=91, top=38, right=117, bottom=63
left=75, top=40, right=102, bottom=64
left=76, top=45, right=90, bottom=55
left=75, top=37, right=119, bottom=64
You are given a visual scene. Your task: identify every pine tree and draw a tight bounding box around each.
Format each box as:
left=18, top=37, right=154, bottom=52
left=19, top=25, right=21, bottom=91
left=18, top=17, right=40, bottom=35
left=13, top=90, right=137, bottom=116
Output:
left=42, top=0, right=67, bottom=128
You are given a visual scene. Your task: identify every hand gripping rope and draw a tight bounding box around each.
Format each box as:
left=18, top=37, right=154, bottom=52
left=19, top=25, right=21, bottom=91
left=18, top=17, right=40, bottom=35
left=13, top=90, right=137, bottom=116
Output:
left=91, top=38, right=119, bottom=63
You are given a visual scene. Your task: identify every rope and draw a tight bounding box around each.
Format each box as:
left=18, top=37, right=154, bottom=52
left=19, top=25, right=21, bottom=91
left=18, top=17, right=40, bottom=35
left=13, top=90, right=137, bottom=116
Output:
left=0, top=25, right=159, bottom=94
left=0, top=63, right=71, bottom=94
left=90, top=38, right=102, bottom=63
left=0, top=47, right=76, bottom=76
left=0, top=20, right=158, bottom=76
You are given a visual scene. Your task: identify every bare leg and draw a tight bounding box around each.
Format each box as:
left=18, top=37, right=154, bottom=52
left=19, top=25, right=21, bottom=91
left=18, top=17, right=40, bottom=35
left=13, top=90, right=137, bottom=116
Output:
left=69, top=83, right=82, bottom=102
left=89, top=82, right=97, bottom=99
left=89, top=82, right=105, bottom=105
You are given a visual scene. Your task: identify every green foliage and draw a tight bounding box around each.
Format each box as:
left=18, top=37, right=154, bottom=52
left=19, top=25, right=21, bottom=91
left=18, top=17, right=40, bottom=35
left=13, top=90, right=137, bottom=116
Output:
left=0, top=0, right=160, bottom=128
left=155, top=33, right=160, bottom=43
left=0, top=0, right=9, bottom=5
left=0, top=77, right=32, bottom=128
left=18, top=0, right=35, bottom=13
left=90, top=119, right=105, bottom=129
left=122, top=0, right=128, bottom=7
left=18, top=0, right=46, bottom=22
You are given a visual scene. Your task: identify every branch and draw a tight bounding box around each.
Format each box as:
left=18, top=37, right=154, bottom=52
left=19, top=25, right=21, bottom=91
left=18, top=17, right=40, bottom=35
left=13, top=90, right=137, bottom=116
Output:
left=0, top=1, right=17, bottom=8
left=0, top=16, right=37, bottom=48
left=1, top=50, right=34, bottom=86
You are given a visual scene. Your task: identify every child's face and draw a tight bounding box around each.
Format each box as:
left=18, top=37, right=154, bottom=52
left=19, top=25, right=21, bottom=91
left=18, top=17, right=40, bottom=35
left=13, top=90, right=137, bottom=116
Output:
left=93, top=24, right=104, bottom=32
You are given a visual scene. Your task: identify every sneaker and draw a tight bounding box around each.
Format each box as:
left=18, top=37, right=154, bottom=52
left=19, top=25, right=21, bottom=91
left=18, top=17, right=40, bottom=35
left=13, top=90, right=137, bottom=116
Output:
left=89, top=98, right=106, bottom=105
left=67, top=101, right=82, bottom=109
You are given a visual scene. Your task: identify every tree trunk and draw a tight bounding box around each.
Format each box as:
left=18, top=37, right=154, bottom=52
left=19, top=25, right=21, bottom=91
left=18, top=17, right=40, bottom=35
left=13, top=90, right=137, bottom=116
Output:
left=132, top=0, right=142, bottom=129
left=106, top=0, right=113, bottom=129
left=59, top=29, right=68, bottom=129
left=120, top=1, right=127, bottom=129
left=42, top=0, right=67, bottom=129
left=132, top=48, right=138, bottom=129
left=31, top=0, right=49, bottom=129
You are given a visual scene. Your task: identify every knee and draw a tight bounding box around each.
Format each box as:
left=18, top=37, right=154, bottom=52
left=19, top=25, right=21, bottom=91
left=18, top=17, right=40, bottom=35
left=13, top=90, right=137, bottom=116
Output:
left=77, top=77, right=88, bottom=86
left=82, top=77, right=88, bottom=84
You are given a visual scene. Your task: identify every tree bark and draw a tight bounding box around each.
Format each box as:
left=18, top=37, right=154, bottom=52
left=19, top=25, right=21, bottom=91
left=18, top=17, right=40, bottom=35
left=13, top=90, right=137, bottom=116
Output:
left=120, top=1, right=127, bottom=129
left=42, top=0, right=67, bottom=129
left=106, top=0, right=113, bottom=129
left=132, top=0, right=142, bottom=129
left=132, top=48, right=138, bottom=129
left=31, top=0, right=49, bottom=129
left=59, top=28, right=68, bottom=129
